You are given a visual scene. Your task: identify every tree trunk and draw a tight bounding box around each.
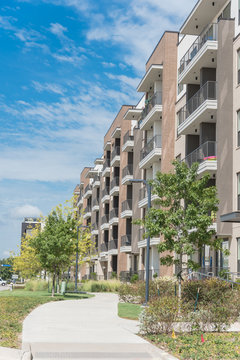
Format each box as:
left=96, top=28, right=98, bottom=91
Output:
left=52, top=272, right=56, bottom=297
left=56, top=272, right=60, bottom=294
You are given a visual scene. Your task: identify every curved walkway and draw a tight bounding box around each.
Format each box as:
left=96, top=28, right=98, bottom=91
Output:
left=22, top=293, right=177, bottom=360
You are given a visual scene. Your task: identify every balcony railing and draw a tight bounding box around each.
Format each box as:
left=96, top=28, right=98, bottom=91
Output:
left=122, top=164, right=133, bottom=178
left=100, top=242, right=108, bottom=252
left=123, top=130, right=134, bottom=144
left=103, top=159, right=110, bottom=171
left=139, top=187, right=147, bottom=201
left=91, top=223, right=99, bottom=231
left=178, top=81, right=217, bottom=126
left=109, top=239, right=118, bottom=250
left=140, top=135, right=162, bottom=161
left=93, top=175, right=100, bottom=183
left=102, top=186, right=110, bottom=198
left=121, top=199, right=132, bottom=212
left=139, top=91, right=162, bottom=125
left=110, top=208, right=119, bottom=219
left=111, top=146, right=120, bottom=161
left=184, top=141, right=217, bottom=168
left=84, top=205, right=92, bottom=213
left=121, top=235, right=132, bottom=247
left=110, top=177, right=119, bottom=190
left=84, top=184, right=92, bottom=194
left=92, top=198, right=99, bottom=207
left=101, top=214, right=109, bottom=224
left=179, top=23, right=218, bottom=75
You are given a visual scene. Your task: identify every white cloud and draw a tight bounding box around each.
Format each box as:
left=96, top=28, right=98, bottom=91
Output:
left=102, top=62, right=116, bottom=68
left=10, top=205, right=42, bottom=219
left=49, top=22, right=68, bottom=37
left=32, top=81, right=65, bottom=95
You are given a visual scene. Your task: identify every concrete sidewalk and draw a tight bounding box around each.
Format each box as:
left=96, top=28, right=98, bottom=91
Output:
left=22, top=293, right=178, bottom=360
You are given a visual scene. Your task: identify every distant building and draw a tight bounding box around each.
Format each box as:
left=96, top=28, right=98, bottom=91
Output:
left=21, top=217, right=41, bottom=240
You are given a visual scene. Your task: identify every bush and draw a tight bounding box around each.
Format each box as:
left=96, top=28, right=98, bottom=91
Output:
left=130, top=274, right=139, bottom=283
left=24, top=280, right=48, bottom=292
left=140, top=296, right=179, bottom=334
left=80, top=279, right=121, bottom=292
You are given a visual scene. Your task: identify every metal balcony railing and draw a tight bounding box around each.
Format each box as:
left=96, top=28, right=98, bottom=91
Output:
left=179, top=23, right=218, bottom=75
left=140, top=135, right=162, bottom=161
left=139, top=187, right=147, bottom=201
left=177, top=81, right=217, bottom=126
left=84, top=184, right=92, bottom=194
left=103, top=159, right=110, bottom=171
left=93, top=175, right=100, bottom=183
left=110, top=208, right=119, bottom=219
left=110, top=177, right=119, bottom=190
left=84, top=205, right=92, bottom=214
left=111, top=146, right=120, bottom=160
left=121, top=199, right=132, bottom=212
left=183, top=141, right=217, bottom=168
left=122, top=164, right=133, bottom=178
left=100, top=242, right=108, bottom=252
left=109, top=239, right=118, bottom=250
left=92, top=198, right=99, bottom=207
left=121, top=235, right=132, bottom=247
left=123, top=130, right=134, bottom=145
left=102, top=186, right=110, bottom=198
left=101, top=214, right=109, bottom=224
left=139, top=91, right=162, bottom=125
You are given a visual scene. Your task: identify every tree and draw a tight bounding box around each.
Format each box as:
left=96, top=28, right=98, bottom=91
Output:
left=144, top=161, right=225, bottom=298
left=31, top=200, right=93, bottom=296
left=0, top=257, right=13, bottom=280
left=12, top=225, right=42, bottom=279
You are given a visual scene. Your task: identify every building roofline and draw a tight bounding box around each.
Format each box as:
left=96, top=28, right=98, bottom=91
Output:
left=145, top=30, right=179, bottom=65
left=104, top=105, right=132, bottom=139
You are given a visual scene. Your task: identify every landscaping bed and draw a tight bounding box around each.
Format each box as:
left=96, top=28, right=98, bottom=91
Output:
left=146, top=332, right=240, bottom=360
left=0, top=289, right=93, bottom=348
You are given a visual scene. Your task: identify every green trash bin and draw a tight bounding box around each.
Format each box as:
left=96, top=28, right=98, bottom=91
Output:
left=61, top=281, right=66, bottom=295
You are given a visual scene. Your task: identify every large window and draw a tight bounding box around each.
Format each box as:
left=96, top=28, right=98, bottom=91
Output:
left=238, top=111, right=240, bottom=147
left=238, top=49, right=240, bottom=85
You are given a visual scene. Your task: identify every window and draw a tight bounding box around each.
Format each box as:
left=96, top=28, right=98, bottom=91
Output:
left=177, top=83, right=184, bottom=95
left=218, top=2, right=231, bottom=21
left=238, top=111, right=240, bottom=147
left=238, top=49, right=240, bottom=85
left=238, top=173, right=240, bottom=210
left=221, top=240, right=229, bottom=269
left=239, top=0, right=240, bottom=25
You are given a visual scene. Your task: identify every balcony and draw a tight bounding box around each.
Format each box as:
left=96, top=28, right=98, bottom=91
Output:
left=123, top=106, right=142, bottom=121
left=177, top=81, right=217, bottom=136
left=100, top=242, right=108, bottom=258
left=138, top=187, right=158, bottom=208
left=184, top=141, right=217, bottom=176
left=139, top=135, right=162, bottom=169
left=122, top=131, right=134, bottom=152
left=101, top=186, right=110, bottom=203
left=138, top=228, right=160, bottom=248
left=109, top=208, right=119, bottom=225
left=108, top=239, right=118, bottom=255
left=92, top=175, right=100, bottom=188
left=91, top=223, right=99, bottom=236
left=92, top=198, right=99, bottom=212
left=139, top=92, right=162, bottom=131
left=102, top=159, right=110, bottom=177
left=83, top=204, right=92, bottom=219
left=111, top=146, right=120, bottom=167
left=110, top=177, right=119, bottom=196
left=179, top=24, right=218, bottom=84
left=77, top=194, right=83, bottom=207
left=121, top=200, right=132, bottom=218
left=100, top=214, right=109, bottom=230
left=120, top=235, right=132, bottom=253
left=83, top=184, right=92, bottom=199
left=122, top=164, right=133, bottom=185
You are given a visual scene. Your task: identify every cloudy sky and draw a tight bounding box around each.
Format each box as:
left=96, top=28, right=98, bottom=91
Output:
left=0, top=0, right=195, bottom=258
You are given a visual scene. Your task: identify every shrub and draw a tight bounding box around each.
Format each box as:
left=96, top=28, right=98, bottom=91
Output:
left=111, top=271, right=117, bottom=279
left=130, top=274, right=139, bottom=283
left=80, top=279, right=121, bottom=292
left=90, top=272, right=97, bottom=280
left=140, top=296, right=179, bottom=334
left=24, top=280, right=48, bottom=292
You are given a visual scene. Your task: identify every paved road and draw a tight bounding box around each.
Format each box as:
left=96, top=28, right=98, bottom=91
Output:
left=22, top=293, right=177, bottom=360
left=0, top=285, right=9, bottom=291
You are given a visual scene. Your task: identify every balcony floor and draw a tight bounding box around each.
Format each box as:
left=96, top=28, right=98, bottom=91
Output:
left=140, top=105, right=162, bottom=131
left=139, top=148, right=162, bottom=169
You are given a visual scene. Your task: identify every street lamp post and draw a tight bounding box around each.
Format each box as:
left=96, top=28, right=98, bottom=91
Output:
left=75, top=224, right=89, bottom=292
left=130, top=179, right=151, bottom=304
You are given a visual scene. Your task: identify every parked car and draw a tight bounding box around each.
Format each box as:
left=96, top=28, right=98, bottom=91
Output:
left=0, top=278, right=7, bottom=286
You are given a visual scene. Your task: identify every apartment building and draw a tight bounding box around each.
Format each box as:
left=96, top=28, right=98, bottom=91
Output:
left=76, top=0, right=240, bottom=280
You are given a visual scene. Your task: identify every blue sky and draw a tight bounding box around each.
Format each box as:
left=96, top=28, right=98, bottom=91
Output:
left=0, top=0, right=194, bottom=258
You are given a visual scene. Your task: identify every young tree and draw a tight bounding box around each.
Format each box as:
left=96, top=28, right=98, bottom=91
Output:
left=144, top=161, right=225, bottom=298
left=0, top=257, right=13, bottom=280
left=12, top=226, right=42, bottom=279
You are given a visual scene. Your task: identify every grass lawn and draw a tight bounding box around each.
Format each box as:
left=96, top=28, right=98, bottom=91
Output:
left=118, top=302, right=142, bottom=320
left=146, top=333, right=240, bottom=360
left=0, top=289, right=93, bottom=348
